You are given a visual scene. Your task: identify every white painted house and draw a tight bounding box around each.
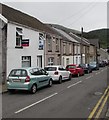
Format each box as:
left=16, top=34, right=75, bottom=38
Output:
left=6, top=23, right=45, bottom=76
left=1, top=3, right=55, bottom=77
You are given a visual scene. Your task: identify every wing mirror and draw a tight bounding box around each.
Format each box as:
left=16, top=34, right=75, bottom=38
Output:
left=45, top=72, right=48, bottom=75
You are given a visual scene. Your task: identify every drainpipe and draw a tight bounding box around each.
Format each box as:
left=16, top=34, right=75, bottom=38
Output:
left=2, top=22, right=7, bottom=84
left=44, top=33, right=46, bottom=68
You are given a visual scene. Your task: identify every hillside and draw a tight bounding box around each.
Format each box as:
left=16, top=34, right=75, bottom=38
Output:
left=48, top=24, right=108, bottom=49
left=48, top=24, right=81, bottom=34
left=83, top=29, right=109, bottom=49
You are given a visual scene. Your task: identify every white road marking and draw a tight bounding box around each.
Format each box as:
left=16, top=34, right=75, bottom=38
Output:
left=101, top=69, right=104, bottom=72
left=86, top=76, right=92, bottom=79
left=86, top=75, right=93, bottom=80
left=96, top=72, right=101, bottom=75
left=67, top=81, right=82, bottom=88
left=15, top=92, right=58, bottom=114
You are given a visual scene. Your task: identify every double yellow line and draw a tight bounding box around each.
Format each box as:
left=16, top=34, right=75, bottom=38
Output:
left=88, top=85, right=109, bottom=119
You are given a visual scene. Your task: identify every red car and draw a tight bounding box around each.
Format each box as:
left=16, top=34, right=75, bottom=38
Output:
left=66, top=64, right=84, bottom=77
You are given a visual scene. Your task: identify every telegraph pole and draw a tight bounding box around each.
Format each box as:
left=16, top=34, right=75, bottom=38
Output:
left=81, top=27, right=83, bottom=64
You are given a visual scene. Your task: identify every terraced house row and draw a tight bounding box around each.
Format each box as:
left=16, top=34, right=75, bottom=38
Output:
left=0, top=4, right=100, bottom=84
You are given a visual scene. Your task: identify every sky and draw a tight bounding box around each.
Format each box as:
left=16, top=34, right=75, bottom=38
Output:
left=1, top=0, right=108, bottom=32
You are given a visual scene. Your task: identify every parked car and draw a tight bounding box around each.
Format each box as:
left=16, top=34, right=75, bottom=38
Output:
left=102, top=60, right=109, bottom=66
left=66, top=64, right=84, bottom=77
left=89, top=62, right=99, bottom=70
left=79, top=64, right=92, bottom=74
left=98, top=61, right=106, bottom=67
left=7, top=67, right=53, bottom=94
left=44, top=65, right=72, bottom=84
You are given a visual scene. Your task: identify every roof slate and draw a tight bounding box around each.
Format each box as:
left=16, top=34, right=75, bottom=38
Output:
left=1, top=3, right=57, bottom=35
left=53, top=27, right=79, bottom=43
left=88, top=39, right=100, bottom=48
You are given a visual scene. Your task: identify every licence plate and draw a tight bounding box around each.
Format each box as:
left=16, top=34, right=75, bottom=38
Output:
left=12, top=79, right=21, bottom=82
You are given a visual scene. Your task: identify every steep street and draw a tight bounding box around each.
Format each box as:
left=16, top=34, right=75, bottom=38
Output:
left=2, top=67, right=108, bottom=119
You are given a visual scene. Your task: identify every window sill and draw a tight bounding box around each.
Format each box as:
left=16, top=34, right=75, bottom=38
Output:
left=15, top=46, right=23, bottom=49
left=55, top=50, right=59, bottom=52
left=48, top=50, right=52, bottom=52
left=38, top=48, right=43, bottom=50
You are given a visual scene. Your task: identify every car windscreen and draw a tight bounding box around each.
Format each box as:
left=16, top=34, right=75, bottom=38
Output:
left=9, top=69, right=28, bottom=77
left=44, top=67, right=57, bottom=71
left=79, top=64, right=85, bottom=67
left=89, top=62, right=96, bottom=66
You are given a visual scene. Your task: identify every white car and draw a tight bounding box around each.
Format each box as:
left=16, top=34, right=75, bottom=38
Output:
left=44, top=65, right=72, bottom=83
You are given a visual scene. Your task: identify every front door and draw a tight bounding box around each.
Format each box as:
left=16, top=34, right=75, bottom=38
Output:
left=37, top=56, right=42, bottom=68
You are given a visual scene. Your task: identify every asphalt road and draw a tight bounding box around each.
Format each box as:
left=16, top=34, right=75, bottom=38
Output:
left=2, top=67, right=108, bottom=119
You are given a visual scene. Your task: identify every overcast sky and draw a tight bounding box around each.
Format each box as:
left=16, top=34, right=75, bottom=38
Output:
left=1, top=0, right=108, bottom=32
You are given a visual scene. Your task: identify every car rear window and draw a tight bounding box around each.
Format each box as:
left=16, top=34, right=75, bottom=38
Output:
left=9, top=69, right=28, bottom=77
left=66, top=65, right=76, bottom=69
left=44, top=67, right=57, bottom=71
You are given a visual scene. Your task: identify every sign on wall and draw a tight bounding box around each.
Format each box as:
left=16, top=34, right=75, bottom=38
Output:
left=39, top=33, right=44, bottom=50
left=22, top=39, right=29, bottom=47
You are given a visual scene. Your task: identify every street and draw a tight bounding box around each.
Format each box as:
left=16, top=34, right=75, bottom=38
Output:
left=2, top=67, right=108, bottom=119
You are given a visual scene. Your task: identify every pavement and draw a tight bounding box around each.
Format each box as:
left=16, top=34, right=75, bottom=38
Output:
left=0, top=80, right=109, bottom=119
left=106, top=108, right=109, bottom=119
left=0, top=83, right=7, bottom=93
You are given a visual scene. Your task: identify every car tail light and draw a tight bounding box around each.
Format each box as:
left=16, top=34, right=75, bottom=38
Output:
left=54, top=71, right=58, bottom=75
left=25, top=76, right=30, bottom=82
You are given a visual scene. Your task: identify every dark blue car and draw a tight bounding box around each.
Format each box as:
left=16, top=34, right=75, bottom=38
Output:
left=89, top=62, right=99, bottom=70
left=79, top=64, right=92, bottom=74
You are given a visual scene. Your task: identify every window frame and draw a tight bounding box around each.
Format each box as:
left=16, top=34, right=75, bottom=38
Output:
left=48, top=37, right=52, bottom=52
left=16, top=27, right=23, bottom=48
left=22, top=56, right=31, bottom=67
left=56, top=38, right=59, bottom=52
left=48, top=57, right=54, bottom=65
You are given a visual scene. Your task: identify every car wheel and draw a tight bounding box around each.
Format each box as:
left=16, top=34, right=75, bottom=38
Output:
left=77, top=73, right=80, bottom=77
left=48, top=79, right=52, bottom=87
left=69, top=74, right=72, bottom=80
left=87, top=70, right=90, bottom=74
left=8, top=89, right=15, bottom=94
left=30, top=84, right=37, bottom=94
left=58, top=76, right=62, bottom=84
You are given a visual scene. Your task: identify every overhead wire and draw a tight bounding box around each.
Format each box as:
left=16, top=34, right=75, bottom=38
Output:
left=57, top=0, right=97, bottom=24
left=67, top=2, right=100, bottom=28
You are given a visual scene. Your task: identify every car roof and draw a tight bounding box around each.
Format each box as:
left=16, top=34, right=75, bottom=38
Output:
left=67, top=64, right=77, bottom=66
left=10, top=67, right=40, bottom=71
left=45, top=65, right=63, bottom=67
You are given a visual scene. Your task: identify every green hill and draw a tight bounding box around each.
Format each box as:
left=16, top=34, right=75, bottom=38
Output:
left=49, top=24, right=108, bottom=49
left=83, top=29, right=109, bottom=49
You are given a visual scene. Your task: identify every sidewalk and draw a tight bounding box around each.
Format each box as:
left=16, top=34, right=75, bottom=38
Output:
left=0, top=84, right=7, bottom=93
left=106, top=108, right=109, bottom=119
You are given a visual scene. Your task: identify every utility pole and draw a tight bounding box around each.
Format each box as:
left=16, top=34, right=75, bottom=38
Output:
left=81, top=27, right=83, bottom=64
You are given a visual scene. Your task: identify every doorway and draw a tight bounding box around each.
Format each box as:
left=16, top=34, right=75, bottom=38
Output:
left=37, top=56, right=42, bottom=68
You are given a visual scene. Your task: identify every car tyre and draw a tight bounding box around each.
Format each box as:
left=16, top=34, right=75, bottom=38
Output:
left=58, top=76, right=62, bottom=84
left=69, top=74, right=72, bottom=80
left=87, top=70, right=90, bottom=74
left=30, top=84, right=37, bottom=94
left=8, top=89, right=15, bottom=94
left=77, top=73, right=80, bottom=77
left=48, top=79, right=52, bottom=87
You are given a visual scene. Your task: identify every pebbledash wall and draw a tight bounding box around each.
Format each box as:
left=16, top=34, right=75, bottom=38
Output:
left=62, top=54, right=81, bottom=67
left=6, top=22, right=44, bottom=76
